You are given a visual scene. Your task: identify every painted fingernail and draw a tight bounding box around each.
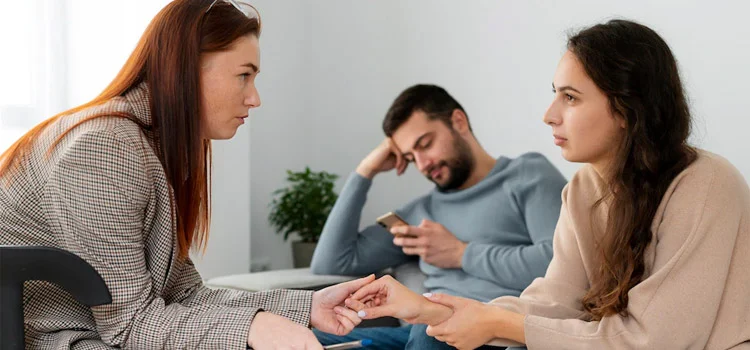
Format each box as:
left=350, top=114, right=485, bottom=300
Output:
left=358, top=310, right=366, bottom=318
left=422, top=293, right=433, bottom=298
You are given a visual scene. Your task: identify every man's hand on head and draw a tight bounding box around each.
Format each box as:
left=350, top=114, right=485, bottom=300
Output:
left=356, top=138, right=408, bottom=179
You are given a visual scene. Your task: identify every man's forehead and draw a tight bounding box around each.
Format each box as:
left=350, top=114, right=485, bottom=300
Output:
left=391, top=117, right=440, bottom=152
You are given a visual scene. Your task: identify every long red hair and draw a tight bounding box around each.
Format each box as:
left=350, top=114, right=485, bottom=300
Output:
left=0, top=0, right=261, bottom=258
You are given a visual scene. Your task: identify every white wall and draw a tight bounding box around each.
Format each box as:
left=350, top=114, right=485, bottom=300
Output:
left=244, top=1, right=314, bottom=271
left=4, top=1, right=749, bottom=275
left=249, top=0, right=750, bottom=270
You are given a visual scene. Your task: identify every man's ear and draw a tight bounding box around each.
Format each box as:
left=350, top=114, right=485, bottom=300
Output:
left=450, top=109, right=470, bottom=134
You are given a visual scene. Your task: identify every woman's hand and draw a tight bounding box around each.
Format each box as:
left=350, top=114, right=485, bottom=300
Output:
left=247, top=312, right=323, bottom=350
left=424, top=293, right=526, bottom=349
left=310, top=274, right=375, bottom=335
left=346, top=275, right=452, bottom=325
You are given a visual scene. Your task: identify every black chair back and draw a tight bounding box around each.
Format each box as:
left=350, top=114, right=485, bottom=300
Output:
left=0, top=246, right=112, bottom=350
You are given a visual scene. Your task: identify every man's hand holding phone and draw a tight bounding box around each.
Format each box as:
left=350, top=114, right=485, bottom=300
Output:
left=386, top=218, right=468, bottom=269
left=376, top=211, right=409, bottom=232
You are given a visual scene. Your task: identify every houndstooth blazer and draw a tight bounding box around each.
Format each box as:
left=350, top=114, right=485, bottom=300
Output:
left=0, top=83, right=313, bottom=349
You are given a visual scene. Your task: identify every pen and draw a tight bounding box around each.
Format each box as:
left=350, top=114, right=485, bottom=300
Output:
left=323, top=339, right=372, bottom=349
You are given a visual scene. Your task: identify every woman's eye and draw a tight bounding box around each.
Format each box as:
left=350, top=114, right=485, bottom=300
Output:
left=565, top=94, right=576, bottom=102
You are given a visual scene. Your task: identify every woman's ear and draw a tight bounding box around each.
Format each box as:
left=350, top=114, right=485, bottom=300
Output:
left=612, top=110, right=627, bottom=130
left=618, top=115, right=627, bottom=129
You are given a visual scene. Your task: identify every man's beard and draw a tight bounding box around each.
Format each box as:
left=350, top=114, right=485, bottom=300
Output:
left=426, top=134, right=475, bottom=192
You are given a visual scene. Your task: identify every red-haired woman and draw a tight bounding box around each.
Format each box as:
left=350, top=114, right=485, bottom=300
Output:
left=0, top=1, right=371, bottom=348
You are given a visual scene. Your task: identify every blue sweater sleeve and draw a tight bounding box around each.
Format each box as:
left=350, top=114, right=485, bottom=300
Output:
left=461, top=154, right=566, bottom=291
left=310, top=173, right=412, bottom=276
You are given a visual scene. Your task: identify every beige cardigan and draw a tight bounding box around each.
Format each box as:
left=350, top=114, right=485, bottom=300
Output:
left=491, top=151, right=750, bottom=349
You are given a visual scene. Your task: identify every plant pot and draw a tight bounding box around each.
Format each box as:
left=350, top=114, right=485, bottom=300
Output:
left=292, top=241, right=318, bottom=268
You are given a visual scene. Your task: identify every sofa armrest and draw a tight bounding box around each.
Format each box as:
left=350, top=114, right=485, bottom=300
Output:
left=204, top=267, right=357, bottom=291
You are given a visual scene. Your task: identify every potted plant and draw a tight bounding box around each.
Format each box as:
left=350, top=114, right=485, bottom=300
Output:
left=268, top=167, right=339, bottom=268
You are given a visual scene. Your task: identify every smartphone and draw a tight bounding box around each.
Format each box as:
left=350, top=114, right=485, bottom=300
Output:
left=376, top=211, right=408, bottom=231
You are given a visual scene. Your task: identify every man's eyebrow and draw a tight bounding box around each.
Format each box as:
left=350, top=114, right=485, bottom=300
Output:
left=402, top=133, right=432, bottom=159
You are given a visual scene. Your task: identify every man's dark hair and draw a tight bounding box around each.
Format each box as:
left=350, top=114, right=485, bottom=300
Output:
left=382, top=84, right=470, bottom=136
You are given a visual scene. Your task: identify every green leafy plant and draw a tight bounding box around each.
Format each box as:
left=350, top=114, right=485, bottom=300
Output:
left=268, top=167, right=339, bottom=243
